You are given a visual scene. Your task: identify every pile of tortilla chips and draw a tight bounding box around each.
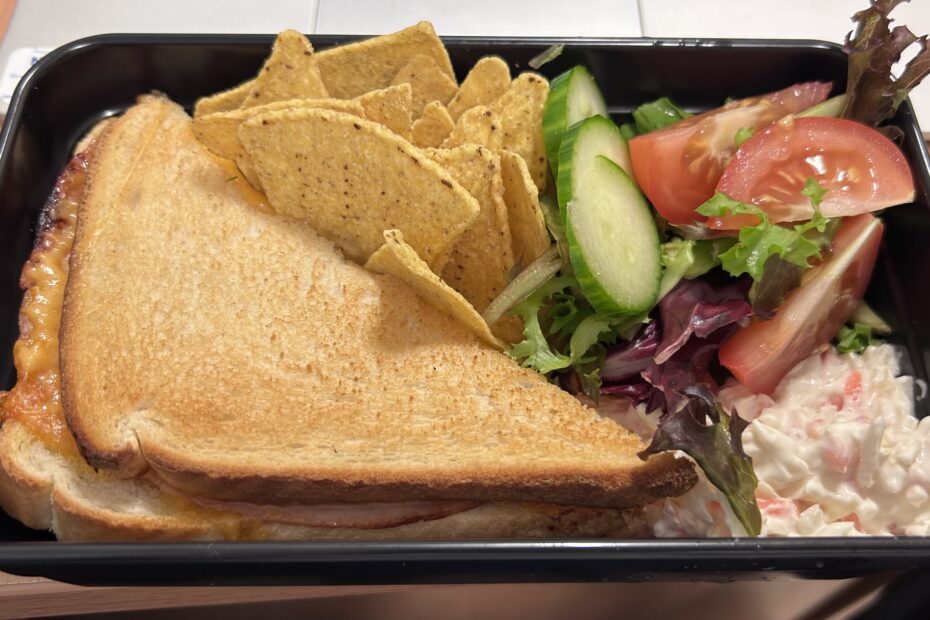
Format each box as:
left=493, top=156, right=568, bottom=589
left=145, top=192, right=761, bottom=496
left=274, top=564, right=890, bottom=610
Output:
left=192, top=22, right=552, bottom=348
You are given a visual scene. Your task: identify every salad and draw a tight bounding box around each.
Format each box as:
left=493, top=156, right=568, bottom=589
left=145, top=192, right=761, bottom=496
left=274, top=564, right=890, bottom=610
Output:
left=487, top=0, right=930, bottom=536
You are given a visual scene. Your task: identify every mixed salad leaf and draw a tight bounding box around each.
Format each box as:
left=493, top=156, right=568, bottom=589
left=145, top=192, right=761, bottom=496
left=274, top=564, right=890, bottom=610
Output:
left=835, top=323, right=881, bottom=354
left=696, top=178, right=836, bottom=314
left=494, top=0, right=929, bottom=538
left=842, top=0, right=930, bottom=130
left=620, top=97, right=692, bottom=139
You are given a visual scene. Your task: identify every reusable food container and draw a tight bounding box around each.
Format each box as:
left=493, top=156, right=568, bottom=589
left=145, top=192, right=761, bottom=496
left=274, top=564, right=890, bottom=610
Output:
left=1, top=34, right=929, bottom=584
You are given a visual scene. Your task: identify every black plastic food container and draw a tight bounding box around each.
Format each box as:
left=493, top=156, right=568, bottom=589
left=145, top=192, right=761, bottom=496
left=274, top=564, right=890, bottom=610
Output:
left=0, top=34, right=929, bottom=586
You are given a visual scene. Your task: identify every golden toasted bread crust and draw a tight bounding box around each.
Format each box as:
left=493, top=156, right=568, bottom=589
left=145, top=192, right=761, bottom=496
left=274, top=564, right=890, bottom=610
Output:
left=0, top=420, right=649, bottom=541
left=58, top=96, right=695, bottom=509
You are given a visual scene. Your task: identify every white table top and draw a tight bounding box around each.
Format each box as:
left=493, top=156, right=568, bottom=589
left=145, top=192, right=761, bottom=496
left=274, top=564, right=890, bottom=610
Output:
left=0, top=0, right=927, bottom=127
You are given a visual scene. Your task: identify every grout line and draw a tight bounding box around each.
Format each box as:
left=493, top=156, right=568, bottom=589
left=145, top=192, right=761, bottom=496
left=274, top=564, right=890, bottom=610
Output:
left=636, top=0, right=646, bottom=37
left=309, top=0, right=322, bottom=34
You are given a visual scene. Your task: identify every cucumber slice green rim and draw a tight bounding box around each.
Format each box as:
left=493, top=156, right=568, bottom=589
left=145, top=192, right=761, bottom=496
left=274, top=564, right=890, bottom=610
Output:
left=556, top=115, right=632, bottom=217
left=565, top=155, right=661, bottom=316
left=542, top=66, right=608, bottom=177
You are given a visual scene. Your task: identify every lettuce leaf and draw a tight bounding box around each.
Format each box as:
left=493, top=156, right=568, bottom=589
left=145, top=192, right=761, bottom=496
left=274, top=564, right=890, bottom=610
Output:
left=508, top=276, right=626, bottom=377
left=696, top=193, right=831, bottom=283
left=597, top=278, right=761, bottom=535
left=696, top=180, right=835, bottom=314
left=639, top=384, right=761, bottom=536
left=835, top=323, right=881, bottom=354
left=842, top=0, right=930, bottom=130
left=620, top=96, right=692, bottom=138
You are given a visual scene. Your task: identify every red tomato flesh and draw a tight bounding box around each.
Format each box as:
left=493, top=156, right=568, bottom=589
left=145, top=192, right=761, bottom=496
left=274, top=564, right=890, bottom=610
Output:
left=718, top=213, right=884, bottom=394
left=709, top=116, right=915, bottom=230
left=629, top=82, right=831, bottom=225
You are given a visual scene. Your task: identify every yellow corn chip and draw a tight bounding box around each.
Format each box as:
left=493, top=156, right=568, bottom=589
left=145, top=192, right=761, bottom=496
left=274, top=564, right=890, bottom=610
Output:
left=241, top=30, right=329, bottom=108
left=426, top=145, right=515, bottom=313
left=316, top=21, right=455, bottom=99
left=355, top=83, right=413, bottom=140
left=235, top=153, right=263, bottom=190
left=365, top=230, right=503, bottom=349
left=500, top=150, right=551, bottom=266
left=490, top=72, right=550, bottom=190
left=447, top=56, right=511, bottom=120
left=239, top=108, right=480, bottom=265
left=193, top=98, right=365, bottom=170
left=411, top=101, right=455, bottom=148
left=193, top=79, right=255, bottom=117
left=390, top=54, right=458, bottom=117
left=441, top=105, right=503, bottom=152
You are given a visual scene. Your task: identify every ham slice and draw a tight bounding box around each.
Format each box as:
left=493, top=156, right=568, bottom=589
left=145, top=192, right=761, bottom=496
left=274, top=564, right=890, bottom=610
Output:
left=191, top=497, right=481, bottom=529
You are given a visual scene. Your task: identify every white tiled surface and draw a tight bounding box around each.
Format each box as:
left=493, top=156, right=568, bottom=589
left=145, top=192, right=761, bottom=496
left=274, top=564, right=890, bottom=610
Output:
left=1, top=0, right=928, bottom=125
left=639, top=0, right=930, bottom=132
left=0, top=0, right=318, bottom=87
left=315, top=0, right=642, bottom=36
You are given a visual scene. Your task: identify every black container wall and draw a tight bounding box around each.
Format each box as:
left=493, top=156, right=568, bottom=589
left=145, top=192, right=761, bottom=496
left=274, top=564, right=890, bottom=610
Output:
left=0, top=34, right=929, bottom=585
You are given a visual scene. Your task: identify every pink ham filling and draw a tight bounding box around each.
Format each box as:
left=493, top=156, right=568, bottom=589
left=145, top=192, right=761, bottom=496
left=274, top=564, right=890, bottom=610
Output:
left=190, top=497, right=482, bottom=529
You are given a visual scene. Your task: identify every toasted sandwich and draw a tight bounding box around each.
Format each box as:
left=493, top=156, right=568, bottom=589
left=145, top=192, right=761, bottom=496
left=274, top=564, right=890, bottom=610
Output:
left=0, top=96, right=695, bottom=541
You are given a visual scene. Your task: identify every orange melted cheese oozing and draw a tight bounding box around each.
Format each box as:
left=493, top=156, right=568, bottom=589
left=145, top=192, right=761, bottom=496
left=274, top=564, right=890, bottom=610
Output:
left=1, top=154, right=87, bottom=455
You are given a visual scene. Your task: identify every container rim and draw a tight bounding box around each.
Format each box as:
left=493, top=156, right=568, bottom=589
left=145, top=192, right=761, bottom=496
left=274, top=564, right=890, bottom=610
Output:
left=1, top=33, right=928, bottom=585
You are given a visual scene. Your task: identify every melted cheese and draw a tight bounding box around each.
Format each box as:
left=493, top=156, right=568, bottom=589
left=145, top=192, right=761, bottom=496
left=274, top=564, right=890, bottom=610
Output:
left=1, top=155, right=86, bottom=454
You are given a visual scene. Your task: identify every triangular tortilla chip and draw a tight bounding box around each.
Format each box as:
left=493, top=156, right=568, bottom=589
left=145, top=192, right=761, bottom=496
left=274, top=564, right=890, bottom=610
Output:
left=426, top=145, right=514, bottom=313
left=411, top=101, right=455, bottom=148
left=490, top=72, right=549, bottom=190
left=240, top=108, right=479, bottom=265
left=366, top=230, right=503, bottom=349
left=241, top=30, right=329, bottom=108
left=194, top=79, right=254, bottom=117
left=441, top=105, right=502, bottom=152
left=447, top=56, right=511, bottom=120
left=316, top=21, right=454, bottom=99
left=193, top=98, right=365, bottom=162
left=391, top=54, right=458, bottom=117
left=356, top=84, right=414, bottom=140
left=500, top=150, right=551, bottom=266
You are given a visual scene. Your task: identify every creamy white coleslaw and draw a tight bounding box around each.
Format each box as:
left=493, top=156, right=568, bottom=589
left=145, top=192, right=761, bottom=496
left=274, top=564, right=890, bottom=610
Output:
left=635, top=344, right=928, bottom=537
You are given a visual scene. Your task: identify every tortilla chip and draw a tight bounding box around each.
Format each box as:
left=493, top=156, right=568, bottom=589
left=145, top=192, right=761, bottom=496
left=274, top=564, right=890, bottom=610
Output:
left=426, top=145, right=514, bottom=313
left=316, top=21, right=455, bottom=99
left=441, top=105, right=502, bottom=152
left=447, top=56, right=511, bottom=120
left=490, top=73, right=550, bottom=191
left=366, top=230, right=503, bottom=349
left=411, top=101, right=455, bottom=148
left=193, top=98, right=365, bottom=164
left=193, top=79, right=255, bottom=117
left=355, top=84, right=413, bottom=140
left=390, top=54, right=457, bottom=117
left=235, top=153, right=263, bottom=190
left=500, top=150, right=551, bottom=266
left=240, top=108, right=479, bottom=265
left=241, top=30, right=329, bottom=107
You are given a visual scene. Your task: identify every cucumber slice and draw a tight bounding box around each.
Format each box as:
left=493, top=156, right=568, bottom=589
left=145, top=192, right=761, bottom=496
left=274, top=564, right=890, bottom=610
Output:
left=542, top=66, right=608, bottom=176
left=796, top=94, right=847, bottom=118
left=565, top=155, right=661, bottom=316
left=556, top=115, right=632, bottom=216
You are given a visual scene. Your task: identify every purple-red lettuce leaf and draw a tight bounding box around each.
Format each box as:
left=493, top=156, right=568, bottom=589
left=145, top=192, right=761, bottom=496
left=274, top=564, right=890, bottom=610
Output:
left=654, top=279, right=752, bottom=364
left=639, top=384, right=761, bottom=536
left=842, top=0, right=930, bottom=130
left=601, top=321, right=659, bottom=382
left=749, top=254, right=802, bottom=319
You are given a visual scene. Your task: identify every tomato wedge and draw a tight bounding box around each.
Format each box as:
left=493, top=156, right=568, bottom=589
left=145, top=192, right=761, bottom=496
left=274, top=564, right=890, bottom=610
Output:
left=719, top=214, right=884, bottom=394
left=628, top=82, right=831, bottom=225
left=709, top=116, right=915, bottom=230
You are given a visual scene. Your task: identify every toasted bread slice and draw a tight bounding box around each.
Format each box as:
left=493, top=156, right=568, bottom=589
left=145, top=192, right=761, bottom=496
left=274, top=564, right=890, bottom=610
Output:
left=0, top=419, right=647, bottom=540
left=58, top=96, right=694, bottom=509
